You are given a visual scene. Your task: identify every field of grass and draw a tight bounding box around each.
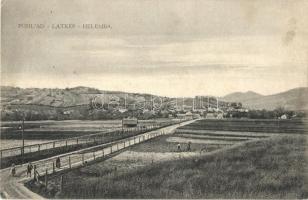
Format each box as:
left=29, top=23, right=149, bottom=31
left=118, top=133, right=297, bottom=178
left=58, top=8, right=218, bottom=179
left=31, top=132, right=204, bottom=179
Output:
left=179, top=119, right=308, bottom=133
left=0, top=120, right=122, bottom=141
left=27, top=134, right=307, bottom=199
left=128, top=135, right=225, bottom=153
left=0, top=130, right=104, bottom=141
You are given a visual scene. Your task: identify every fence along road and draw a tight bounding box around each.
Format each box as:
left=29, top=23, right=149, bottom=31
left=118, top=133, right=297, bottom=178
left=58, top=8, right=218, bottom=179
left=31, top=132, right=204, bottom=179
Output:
left=0, top=119, right=196, bottom=199
left=0, top=121, right=177, bottom=159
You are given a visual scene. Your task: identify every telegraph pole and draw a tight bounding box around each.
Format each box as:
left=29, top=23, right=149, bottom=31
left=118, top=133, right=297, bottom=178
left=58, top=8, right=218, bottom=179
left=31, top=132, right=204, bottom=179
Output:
left=121, top=119, right=124, bottom=132
left=21, top=115, right=25, bottom=165
left=151, top=96, right=154, bottom=111
left=208, top=96, right=210, bottom=108
left=192, top=98, right=195, bottom=111
left=124, top=94, right=127, bottom=109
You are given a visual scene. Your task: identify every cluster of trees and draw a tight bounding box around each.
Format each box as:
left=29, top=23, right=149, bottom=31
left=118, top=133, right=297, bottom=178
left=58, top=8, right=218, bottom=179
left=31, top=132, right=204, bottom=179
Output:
left=225, top=107, right=306, bottom=119
left=2, top=101, right=307, bottom=121
left=229, top=102, right=243, bottom=109
left=1, top=104, right=174, bottom=121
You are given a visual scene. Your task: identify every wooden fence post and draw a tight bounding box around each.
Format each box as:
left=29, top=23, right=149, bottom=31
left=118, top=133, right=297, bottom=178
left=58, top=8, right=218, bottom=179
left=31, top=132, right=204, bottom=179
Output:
left=53, top=162, right=55, bottom=173
left=77, top=139, right=79, bottom=145
left=45, top=169, right=48, bottom=188
left=139, top=137, right=141, bottom=143
left=65, top=140, right=68, bottom=148
left=38, top=144, right=40, bottom=152
left=124, top=141, right=126, bottom=148
left=33, top=165, right=37, bottom=181
left=60, top=175, right=64, bottom=192
left=53, top=142, right=55, bottom=148
left=102, top=149, right=105, bottom=157
left=82, top=154, right=85, bottom=164
left=69, top=156, right=71, bottom=169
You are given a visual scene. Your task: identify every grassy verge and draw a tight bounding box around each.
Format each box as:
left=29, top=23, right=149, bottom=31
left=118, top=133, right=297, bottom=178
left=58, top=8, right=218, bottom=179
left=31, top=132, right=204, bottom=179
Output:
left=30, top=134, right=307, bottom=199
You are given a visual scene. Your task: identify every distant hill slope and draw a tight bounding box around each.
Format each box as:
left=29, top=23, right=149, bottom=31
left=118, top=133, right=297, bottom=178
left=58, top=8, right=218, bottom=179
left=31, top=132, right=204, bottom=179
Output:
left=223, top=87, right=308, bottom=110
left=0, top=86, right=171, bottom=120
left=1, top=86, right=232, bottom=120
left=0, top=86, right=144, bottom=107
left=1, top=86, right=98, bottom=107
left=1, top=86, right=307, bottom=115
left=223, top=91, right=263, bottom=102
left=0, top=86, right=227, bottom=109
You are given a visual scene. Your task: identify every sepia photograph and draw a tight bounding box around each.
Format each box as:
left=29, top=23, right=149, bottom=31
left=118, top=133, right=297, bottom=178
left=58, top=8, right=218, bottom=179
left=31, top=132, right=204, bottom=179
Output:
left=1, top=0, right=308, bottom=199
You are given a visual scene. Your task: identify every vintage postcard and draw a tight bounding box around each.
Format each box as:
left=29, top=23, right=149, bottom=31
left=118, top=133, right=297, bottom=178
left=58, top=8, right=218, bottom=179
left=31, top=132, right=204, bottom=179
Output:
left=1, top=0, right=308, bottom=199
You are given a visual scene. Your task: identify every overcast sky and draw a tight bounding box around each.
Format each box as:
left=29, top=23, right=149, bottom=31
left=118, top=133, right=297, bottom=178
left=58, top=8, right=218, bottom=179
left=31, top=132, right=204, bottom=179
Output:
left=1, top=0, right=308, bottom=97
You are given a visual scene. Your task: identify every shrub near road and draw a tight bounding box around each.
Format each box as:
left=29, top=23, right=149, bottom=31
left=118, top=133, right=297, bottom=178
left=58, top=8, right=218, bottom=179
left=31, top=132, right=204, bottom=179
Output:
left=55, top=135, right=307, bottom=199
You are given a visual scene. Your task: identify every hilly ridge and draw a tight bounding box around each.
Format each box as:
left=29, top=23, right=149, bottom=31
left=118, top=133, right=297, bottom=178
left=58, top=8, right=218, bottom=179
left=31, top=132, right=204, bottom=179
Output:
left=0, top=86, right=172, bottom=121
left=223, top=91, right=264, bottom=102
left=223, top=87, right=308, bottom=110
left=1, top=86, right=307, bottom=121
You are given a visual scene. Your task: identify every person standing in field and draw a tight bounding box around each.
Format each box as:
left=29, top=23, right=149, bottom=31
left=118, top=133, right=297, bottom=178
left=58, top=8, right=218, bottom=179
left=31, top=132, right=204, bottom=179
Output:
left=11, top=163, right=16, bottom=177
left=27, top=162, right=33, bottom=177
left=177, top=143, right=181, bottom=152
left=56, top=157, right=61, bottom=168
left=187, top=141, right=191, bottom=151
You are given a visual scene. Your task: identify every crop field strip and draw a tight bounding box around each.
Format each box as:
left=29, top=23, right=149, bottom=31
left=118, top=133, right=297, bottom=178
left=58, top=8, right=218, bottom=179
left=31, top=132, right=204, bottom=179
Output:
left=178, top=119, right=308, bottom=133
left=175, top=134, right=253, bottom=141
left=175, top=130, right=272, bottom=138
